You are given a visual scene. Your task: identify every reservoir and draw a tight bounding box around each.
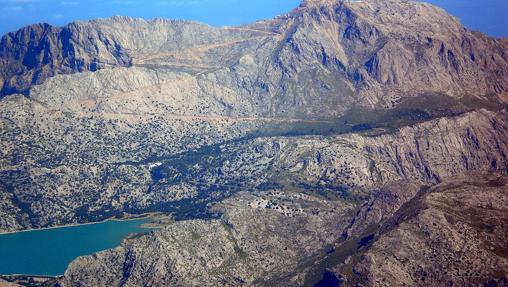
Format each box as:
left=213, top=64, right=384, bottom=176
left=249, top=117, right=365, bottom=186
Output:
left=0, top=218, right=154, bottom=276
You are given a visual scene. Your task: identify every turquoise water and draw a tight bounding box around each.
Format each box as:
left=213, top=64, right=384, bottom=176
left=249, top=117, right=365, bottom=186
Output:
left=0, top=219, right=153, bottom=276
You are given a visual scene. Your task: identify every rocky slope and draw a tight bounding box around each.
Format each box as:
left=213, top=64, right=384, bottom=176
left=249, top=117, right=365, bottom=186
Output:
left=1, top=90, right=507, bottom=232
left=333, top=172, right=508, bottom=286
left=1, top=0, right=508, bottom=232
left=2, top=0, right=508, bottom=115
left=59, top=172, right=508, bottom=287
left=0, top=0, right=508, bottom=286
left=0, top=18, right=269, bottom=97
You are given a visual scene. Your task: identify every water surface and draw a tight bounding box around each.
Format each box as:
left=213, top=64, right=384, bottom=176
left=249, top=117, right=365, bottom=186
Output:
left=0, top=218, right=153, bottom=276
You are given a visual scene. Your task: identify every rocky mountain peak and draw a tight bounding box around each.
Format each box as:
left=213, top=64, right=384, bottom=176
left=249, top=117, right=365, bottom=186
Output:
left=1, top=0, right=508, bottom=108
left=260, top=0, right=508, bottom=111
left=298, top=0, right=461, bottom=33
left=1, top=1, right=508, bottom=286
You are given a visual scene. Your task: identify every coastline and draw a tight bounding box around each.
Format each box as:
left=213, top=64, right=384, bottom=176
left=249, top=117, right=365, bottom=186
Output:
left=0, top=274, right=58, bottom=279
left=0, top=212, right=172, bottom=278
left=0, top=213, right=165, bottom=235
left=0, top=274, right=60, bottom=287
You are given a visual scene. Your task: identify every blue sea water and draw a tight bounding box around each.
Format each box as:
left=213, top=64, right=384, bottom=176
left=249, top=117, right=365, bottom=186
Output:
left=0, top=219, right=153, bottom=276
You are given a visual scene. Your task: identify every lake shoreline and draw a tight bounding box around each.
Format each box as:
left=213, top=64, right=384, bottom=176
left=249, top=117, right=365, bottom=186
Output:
left=0, top=214, right=169, bottom=277
left=0, top=212, right=166, bottom=235
left=0, top=274, right=59, bottom=279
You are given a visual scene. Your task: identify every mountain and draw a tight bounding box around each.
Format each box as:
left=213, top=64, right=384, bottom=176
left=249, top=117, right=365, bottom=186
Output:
left=0, top=0, right=507, bottom=286
left=60, top=171, right=508, bottom=287
left=2, top=0, right=508, bottom=115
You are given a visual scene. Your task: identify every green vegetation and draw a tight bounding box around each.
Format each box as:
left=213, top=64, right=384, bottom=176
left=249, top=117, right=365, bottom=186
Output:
left=251, top=92, right=508, bottom=139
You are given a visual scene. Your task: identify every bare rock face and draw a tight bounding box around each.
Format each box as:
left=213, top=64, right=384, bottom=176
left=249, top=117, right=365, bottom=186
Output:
left=0, top=18, right=271, bottom=97
left=276, top=0, right=508, bottom=109
left=1, top=0, right=508, bottom=286
left=61, top=191, right=353, bottom=287
left=0, top=23, right=65, bottom=95
left=2, top=0, right=508, bottom=116
left=337, top=173, right=508, bottom=286
left=0, top=278, right=22, bottom=287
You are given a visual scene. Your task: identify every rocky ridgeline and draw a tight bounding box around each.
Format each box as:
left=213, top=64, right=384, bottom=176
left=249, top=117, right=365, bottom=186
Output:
left=336, top=173, right=508, bottom=286
left=0, top=0, right=507, bottom=286
left=2, top=0, right=508, bottom=116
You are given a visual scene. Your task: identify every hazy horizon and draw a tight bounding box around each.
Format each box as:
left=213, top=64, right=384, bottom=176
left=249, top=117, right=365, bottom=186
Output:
left=0, top=0, right=507, bottom=37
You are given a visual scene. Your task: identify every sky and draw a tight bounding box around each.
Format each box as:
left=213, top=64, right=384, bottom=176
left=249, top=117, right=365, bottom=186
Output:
left=0, top=0, right=507, bottom=37
left=424, top=0, right=508, bottom=37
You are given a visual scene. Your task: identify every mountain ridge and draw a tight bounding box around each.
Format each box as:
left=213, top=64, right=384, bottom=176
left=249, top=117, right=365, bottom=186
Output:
left=2, top=0, right=508, bottom=110
left=0, top=0, right=508, bottom=286
left=1, top=0, right=507, bottom=235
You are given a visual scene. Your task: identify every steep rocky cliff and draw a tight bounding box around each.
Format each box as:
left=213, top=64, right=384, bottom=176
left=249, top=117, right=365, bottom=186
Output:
left=2, top=0, right=508, bottom=115
left=0, top=0, right=507, bottom=286
left=334, top=172, right=508, bottom=286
